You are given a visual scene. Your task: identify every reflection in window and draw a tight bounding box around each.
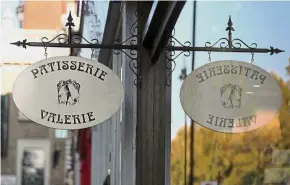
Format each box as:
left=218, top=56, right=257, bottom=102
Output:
left=170, top=1, right=290, bottom=185
left=21, top=148, right=45, bottom=185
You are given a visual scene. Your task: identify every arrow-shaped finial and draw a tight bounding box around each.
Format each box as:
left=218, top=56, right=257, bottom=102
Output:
left=10, top=39, right=27, bottom=49
left=65, top=11, right=75, bottom=28
left=270, top=46, right=285, bottom=55
left=226, top=15, right=235, bottom=31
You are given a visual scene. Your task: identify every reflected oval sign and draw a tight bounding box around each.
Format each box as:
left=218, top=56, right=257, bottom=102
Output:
left=13, top=56, right=124, bottom=130
left=180, top=60, right=282, bottom=133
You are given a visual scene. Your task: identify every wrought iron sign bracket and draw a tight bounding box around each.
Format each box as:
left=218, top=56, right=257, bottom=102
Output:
left=113, top=9, right=142, bottom=87
left=11, top=10, right=142, bottom=87
left=10, top=13, right=284, bottom=88
left=164, top=16, right=285, bottom=86
left=11, top=11, right=141, bottom=51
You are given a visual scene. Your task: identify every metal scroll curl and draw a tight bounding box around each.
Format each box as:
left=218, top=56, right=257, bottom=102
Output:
left=113, top=46, right=139, bottom=86
left=41, top=34, right=69, bottom=44
left=231, top=39, right=257, bottom=49
left=205, top=38, right=258, bottom=50
left=205, top=38, right=230, bottom=49
left=113, top=9, right=142, bottom=87
left=165, top=29, right=191, bottom=86
left=71, top=34, right=99, bottom=45
left=41, top=33, right=100, bottom=45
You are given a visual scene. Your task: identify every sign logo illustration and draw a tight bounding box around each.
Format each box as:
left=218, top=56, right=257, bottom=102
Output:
left=57, top=79, right=80, bottom=106
left=220, top=83, right=242, bottom=109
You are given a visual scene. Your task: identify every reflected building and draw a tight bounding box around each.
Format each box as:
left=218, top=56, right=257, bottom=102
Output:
left=1, top=1, right=77, bottom=185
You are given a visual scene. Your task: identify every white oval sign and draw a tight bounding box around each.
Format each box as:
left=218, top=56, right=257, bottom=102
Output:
left=180, top=60, right=282, bottom=133
left=13, top=56, right=124, bottom=130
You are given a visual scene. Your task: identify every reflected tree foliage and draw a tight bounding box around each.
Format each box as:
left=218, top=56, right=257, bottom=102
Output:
left=286, top=58, right=290, bottom=76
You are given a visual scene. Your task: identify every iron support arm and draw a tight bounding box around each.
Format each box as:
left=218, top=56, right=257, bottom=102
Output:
left=166, top=46, right=284, bottom=55
left=10, top=40, right=140, bottom=50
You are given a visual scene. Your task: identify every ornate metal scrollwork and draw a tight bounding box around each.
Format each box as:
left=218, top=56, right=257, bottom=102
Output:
left=113, top=9, right=142, bottom=87
left=204, top=16, right=260, bottom=55
left=205, top=17, right=258, bottom=52
left=41, top=34, right=69, bottom=44
left=164, top=16, right=284, bottom=86
left=231, top=39, right=257, bottom=49
left=10, top=6, right=143, bottom=86
left=205, top=38, right=229, bottom=49
left=10, top=11, right=285, bottom=88
left=40, top=34, right=100, bottom=45
left=73, top=34, right=99, bottom=45
left=205, top=38, right=258, bottom=50
left=165, top=28, right=192, bottom=86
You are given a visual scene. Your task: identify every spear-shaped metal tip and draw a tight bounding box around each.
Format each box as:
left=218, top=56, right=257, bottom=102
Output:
left=228, top=16, right=232, bottom=26
left=10, top=41, right=20, bottom=46
left=10, top=39, right=27, bottom=48
left=280, top=49, right=285, bottom=53
left=68, top=11, right=73, bottom=21
left=65, top=10, right=75, bottom=27
left=226, top=15, right=235, bottom=31
left=269, top=46, right=285, bottom=55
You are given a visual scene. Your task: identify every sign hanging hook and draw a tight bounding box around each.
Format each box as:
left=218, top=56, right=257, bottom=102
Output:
left=251, top=52, right=255, bottom=64
left=91, top=48, right=95, bottom=60
left=208, top=51, right=212, bottom=63
left=42, top=41, right=48, bottom=59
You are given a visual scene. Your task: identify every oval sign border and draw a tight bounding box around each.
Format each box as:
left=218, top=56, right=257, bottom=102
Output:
left=13, top=56, right=124, bottom=130
left=180, top=60, right=283, bottom=133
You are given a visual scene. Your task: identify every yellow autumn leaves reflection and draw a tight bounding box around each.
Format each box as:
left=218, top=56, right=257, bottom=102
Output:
left=171, top=74, right=290, bottom=185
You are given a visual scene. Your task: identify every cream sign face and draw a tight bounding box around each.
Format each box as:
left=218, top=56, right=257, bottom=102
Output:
left=180, top=60, right=282, bottom=133
left=13, top=56, right=124, bottom=130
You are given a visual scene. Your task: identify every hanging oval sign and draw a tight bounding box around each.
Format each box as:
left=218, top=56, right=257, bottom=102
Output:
left=180, top=60, right=282, bottom=133
left=13, top=56, right=124, bottom=130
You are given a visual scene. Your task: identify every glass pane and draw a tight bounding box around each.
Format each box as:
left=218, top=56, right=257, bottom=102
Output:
left=0, top=1, right=109, bottom=185
left=171, top=1, right=290, bottom=185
